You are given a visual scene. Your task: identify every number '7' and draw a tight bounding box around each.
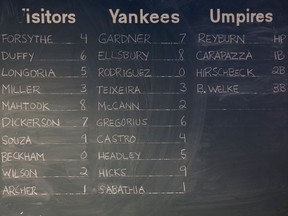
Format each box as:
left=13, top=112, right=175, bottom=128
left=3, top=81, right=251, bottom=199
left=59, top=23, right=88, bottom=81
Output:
left=82, top=117, right=88, bottom=127
left=180, top=33, right=186, bottom=43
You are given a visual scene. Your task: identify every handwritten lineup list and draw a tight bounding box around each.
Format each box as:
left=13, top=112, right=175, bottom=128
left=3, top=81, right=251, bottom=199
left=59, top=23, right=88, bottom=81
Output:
left=1, top=28, right=287, bottom=198
left=0, top=33, right=90, bottom=197
left=0, top=30, right=188, bottom=197
left=93, top=32, right=188, bottom=195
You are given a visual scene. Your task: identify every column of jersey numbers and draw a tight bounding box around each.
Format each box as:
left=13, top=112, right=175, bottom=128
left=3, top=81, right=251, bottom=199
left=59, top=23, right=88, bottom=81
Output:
left=79, top=33, right=89, bottom=195
left=178, top=33, right=187, bottom=194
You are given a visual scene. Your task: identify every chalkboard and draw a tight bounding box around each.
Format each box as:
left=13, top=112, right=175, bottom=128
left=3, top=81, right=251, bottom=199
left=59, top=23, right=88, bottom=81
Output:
left=0, top=0, right=288, bottom=215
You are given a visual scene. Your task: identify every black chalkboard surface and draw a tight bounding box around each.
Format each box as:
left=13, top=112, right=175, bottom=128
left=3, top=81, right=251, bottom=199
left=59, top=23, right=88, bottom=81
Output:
left=0, top=0, right=288, bottom=215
